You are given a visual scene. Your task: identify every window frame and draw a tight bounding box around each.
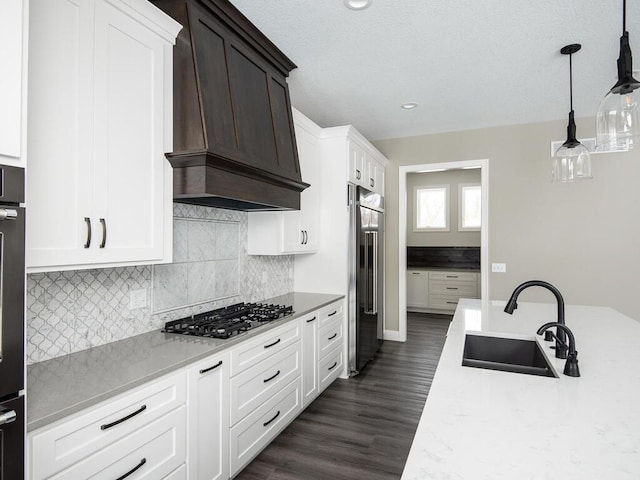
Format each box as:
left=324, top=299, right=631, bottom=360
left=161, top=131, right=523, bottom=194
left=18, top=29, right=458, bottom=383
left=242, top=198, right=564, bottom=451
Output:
left=413, top=184, right=450, bottom=232
left=458, top=183, right=481, bottom=232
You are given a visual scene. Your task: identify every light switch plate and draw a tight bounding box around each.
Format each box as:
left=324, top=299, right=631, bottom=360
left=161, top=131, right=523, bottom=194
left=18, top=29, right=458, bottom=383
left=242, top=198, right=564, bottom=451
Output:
left=492, top=263, right=507, bottom=273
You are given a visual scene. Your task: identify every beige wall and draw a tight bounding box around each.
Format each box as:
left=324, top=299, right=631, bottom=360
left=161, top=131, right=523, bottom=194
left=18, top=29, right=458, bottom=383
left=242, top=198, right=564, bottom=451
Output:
left=407, top=169, right=481, bottom=247
left=374, top=117, right=640, bottom=331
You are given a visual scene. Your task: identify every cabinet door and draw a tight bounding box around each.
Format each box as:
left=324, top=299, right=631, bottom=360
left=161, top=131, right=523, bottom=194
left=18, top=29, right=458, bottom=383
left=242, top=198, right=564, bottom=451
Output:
left=92, top=0, right=166, bottom=264
left=347, top=141, right=365, bottom=186
left=301, top=312, right=319, bottom=406
left=27, top=0, right=95, bottom=269
left=407, top=270, right=429, bottom=309
left=0, top=0, right=25, bottom=163
left=282, top=120, right=320, bottom=253
left=188, top=352, right=229, bottom=480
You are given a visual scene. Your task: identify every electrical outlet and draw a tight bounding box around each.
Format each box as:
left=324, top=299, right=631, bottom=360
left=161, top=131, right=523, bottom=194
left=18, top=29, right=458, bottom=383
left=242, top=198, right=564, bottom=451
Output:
left=130, top=289, right=148, bottom=309
left=492, top=263, right=507, bottom=273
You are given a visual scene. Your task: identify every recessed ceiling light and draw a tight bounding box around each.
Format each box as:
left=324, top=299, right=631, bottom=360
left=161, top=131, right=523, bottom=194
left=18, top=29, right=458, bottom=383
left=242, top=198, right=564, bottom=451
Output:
left=401, top=102, right=418, bottom=110
left=344, top=0, right=372, bottom=10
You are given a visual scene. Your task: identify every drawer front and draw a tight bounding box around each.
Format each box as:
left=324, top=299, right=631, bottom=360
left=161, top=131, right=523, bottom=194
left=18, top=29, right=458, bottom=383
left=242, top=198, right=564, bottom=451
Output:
left=230, top=342, right=301, bottom=426
left=50, top=406, right=186, bottom=480
left=319, top=300, right=343, bottom=326
left=429, top=271, right=477, bottom=282
left=429, top=282, right=478, bottom=297
left=230, top=321, right=301, bottom=376
left=429, top=294, right=466, bottom=310
left=30, top=372, right=186, bottom=479
left=319, top=345, right=343, bottom=393
left=230, top=378, right=302, bottom=476
left=164, top=464, right=187, bottom=480
left=318, top=316, right=344, bottom=359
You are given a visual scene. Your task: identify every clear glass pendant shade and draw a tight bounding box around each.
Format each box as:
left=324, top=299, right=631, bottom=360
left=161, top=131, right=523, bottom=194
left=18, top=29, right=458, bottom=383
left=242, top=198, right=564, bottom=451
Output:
left=595, top=87, right=640, bottom=151
left=552, top=142, right=592, bottom=182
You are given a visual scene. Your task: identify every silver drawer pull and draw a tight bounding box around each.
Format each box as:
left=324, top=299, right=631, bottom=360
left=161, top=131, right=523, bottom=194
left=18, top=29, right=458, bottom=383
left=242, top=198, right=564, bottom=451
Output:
left=446, top=301, right=458, bottom=304
left=446, top=275, right=458, bottom=278
left=446, top=287, right=458, bottom=290
left=0, top=209, right=17, bottom=221
left=0, top=409, right=16, bottom=426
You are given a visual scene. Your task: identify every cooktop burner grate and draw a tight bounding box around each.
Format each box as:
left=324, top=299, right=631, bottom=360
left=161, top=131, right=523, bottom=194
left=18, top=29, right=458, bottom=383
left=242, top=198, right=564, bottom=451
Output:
left=162, top=303, right=294, bottom=339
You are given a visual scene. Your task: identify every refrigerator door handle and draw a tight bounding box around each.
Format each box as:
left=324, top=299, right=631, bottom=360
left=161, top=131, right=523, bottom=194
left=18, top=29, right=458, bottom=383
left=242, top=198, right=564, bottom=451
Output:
left=364, top=231, right=378, bottom=315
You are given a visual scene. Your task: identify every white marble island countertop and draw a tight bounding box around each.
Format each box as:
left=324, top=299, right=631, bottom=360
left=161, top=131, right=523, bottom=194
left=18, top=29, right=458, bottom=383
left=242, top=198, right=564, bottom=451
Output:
left=402, top=299, right=640, bottom=479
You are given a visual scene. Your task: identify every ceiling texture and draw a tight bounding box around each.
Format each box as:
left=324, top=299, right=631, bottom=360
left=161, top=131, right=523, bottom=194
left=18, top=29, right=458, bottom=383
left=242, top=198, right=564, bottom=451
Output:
left=229, top=0, right=640, bottom=141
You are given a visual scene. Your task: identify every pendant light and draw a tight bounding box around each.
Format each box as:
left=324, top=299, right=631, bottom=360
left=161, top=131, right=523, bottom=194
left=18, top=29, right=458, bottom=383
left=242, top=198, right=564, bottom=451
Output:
left=596, top=0, right=640, bottom=151
left=552, top=44, right=592, bottom=182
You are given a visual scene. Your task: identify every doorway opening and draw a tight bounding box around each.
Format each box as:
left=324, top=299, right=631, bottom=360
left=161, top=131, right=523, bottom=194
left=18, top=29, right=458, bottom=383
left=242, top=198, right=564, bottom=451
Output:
left=397, top=159, right=489, bottom=341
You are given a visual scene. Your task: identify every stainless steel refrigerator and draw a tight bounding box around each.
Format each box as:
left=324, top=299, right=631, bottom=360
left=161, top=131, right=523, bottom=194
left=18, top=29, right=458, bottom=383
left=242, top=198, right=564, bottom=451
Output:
left=348, top=183, right=384, bottom=375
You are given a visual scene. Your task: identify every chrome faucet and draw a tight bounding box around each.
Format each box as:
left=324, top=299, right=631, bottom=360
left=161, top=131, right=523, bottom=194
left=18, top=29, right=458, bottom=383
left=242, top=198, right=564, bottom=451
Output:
left=537, top=322, right=580, bottom=377
left=503, top=280, right=568, bottom=359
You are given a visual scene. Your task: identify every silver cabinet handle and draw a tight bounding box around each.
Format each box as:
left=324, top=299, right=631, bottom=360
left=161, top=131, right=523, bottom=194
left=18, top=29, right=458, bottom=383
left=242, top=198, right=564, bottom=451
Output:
left=0, top=209, right=17, bottom=221
left=0, top=409, right=16, bottom=426
left=84, top=217, right=92, bottom=248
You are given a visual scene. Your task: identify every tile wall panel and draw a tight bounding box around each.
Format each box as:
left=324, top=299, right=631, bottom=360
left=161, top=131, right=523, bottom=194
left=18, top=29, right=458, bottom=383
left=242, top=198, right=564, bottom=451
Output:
left=26, top=204, right=294, bottom=364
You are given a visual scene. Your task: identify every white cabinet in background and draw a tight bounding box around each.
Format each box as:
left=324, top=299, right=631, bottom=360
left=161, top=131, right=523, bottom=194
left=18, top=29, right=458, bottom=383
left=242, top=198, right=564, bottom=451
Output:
left=26, top=0, right=181, bottom=272
left=248, top=108, right=321, bottom=255
left=0, top=0, right=28, bottom=167
left=188, top=352, right=230, bottom=480
left=407, top=270, right=429, bottom=310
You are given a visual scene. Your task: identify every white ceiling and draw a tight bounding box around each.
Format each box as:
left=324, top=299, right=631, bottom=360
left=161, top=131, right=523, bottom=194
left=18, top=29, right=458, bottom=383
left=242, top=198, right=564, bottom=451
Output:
left=228, top=0, right=640, bottom=141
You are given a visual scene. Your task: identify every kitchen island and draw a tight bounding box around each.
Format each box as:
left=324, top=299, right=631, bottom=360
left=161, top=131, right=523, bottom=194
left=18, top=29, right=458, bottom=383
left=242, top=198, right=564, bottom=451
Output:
left=402, top=299, right=640, bottom=479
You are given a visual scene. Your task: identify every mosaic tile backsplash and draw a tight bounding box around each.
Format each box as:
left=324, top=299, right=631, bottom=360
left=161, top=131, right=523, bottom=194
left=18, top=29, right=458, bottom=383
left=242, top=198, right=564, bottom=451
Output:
left=26, top=204, right=294, bottom=364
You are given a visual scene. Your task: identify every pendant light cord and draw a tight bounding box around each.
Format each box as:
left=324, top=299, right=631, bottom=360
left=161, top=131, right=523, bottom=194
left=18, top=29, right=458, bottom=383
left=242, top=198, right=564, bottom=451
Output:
left=569, top=52, right=573, bottom=112
left=623, top=0, right=627, bottom=33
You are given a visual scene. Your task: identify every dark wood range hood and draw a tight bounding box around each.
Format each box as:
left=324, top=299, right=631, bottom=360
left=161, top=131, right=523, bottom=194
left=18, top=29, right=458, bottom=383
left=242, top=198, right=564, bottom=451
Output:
left=152, top=0, right=309, bottom=211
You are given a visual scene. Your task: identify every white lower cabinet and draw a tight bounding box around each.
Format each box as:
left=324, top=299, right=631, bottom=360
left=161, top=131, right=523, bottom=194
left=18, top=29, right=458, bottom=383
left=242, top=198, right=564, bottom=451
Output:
left=188, top=352, right=230, bottom=480
left=229, top=378, right=302, bottom=476
left=407, top=269, right=480, bottom=313
left=28, top=306, right=346, bottom=480
left=29, top=372, right=187, bottom=480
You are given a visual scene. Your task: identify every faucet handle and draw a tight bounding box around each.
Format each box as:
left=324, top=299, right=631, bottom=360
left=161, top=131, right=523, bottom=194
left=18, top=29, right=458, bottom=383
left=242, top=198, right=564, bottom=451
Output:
left=544, top=330, right=554, bottom=342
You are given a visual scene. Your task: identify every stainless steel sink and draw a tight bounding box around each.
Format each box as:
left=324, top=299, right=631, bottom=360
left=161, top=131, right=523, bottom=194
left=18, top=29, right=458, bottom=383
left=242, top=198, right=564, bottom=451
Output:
left=462, top=334, right=557, bottom=378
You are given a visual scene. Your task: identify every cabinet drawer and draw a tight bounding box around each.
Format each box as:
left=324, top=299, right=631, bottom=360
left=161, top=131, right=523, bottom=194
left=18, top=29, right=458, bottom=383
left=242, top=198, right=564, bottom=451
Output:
left=164, top=464, right=187, bottom=480
left=230, top=342, right=301, bottom=426
left=318, top=316, right=344, bottom=359
left=429, top=282, right=478, bottom=297
left=428, top=294, right=467, bottom=310
left=429, top=271, right=477, bottom=282
left=319, top=300, right=343, bottom=326
left=48, top=406, right=186, bottom=480
left=319, top=345, right=343, bottom=392
left=230, top=321, right=301, bottom=376
left=30, top=372, right=186, bottom=479
left=230, top=378, right=302, bottom=476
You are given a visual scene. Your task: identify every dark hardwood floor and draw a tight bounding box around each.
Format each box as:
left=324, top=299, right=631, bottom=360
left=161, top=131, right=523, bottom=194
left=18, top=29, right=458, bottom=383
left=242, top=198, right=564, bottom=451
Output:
left=234, top=312, right=451, bottom=480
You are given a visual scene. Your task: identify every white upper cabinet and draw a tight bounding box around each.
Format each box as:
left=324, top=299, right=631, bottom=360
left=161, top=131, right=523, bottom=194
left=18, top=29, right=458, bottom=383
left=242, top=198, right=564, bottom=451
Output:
left=0, top=0, right=28, bottom=166
left=26, top=0, right=181, bottom=272
left=248, top=108, right=321, bottom=255
left=347, top=135, right=385, bottom=195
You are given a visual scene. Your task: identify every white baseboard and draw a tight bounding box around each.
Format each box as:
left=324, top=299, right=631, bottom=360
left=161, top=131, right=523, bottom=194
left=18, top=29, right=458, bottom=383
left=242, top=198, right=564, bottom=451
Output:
left=383, top=329, right=404, bottom=342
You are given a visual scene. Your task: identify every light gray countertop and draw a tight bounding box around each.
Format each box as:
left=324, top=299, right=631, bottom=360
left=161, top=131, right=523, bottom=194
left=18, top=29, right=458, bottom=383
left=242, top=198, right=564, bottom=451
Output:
left=27, top=292, right=343, bottom=431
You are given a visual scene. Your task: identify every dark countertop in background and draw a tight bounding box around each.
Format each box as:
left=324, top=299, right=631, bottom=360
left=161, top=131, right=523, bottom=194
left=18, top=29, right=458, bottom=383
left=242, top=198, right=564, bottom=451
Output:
left=27, top=292, right=343, bottom=431
left=407, top=246, right=480, bottom=270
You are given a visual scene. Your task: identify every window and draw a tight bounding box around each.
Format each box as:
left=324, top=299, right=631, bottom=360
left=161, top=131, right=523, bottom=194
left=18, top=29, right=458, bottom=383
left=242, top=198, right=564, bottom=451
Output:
left=414, top=185, right=449, bottom=231
left=459, top=184, right=481, bottom=231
